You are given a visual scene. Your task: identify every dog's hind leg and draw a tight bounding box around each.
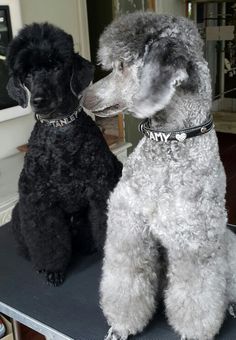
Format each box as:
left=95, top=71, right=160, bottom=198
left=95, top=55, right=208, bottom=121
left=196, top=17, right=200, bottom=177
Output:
left=19, top=201, right=72, bottom=286
left=11, top=202, right=29, bottom=259
left=70, top=208, right=96, bottom=255
left=100, top=190, right=160, bottom=339
left=164, top=247, right=227, bottom=340
left=88, top=198, right=108, bottom=252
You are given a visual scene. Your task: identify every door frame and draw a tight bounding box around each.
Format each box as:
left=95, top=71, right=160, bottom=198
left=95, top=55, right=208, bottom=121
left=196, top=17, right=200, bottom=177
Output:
left=76, top=0, right=91, bottom=60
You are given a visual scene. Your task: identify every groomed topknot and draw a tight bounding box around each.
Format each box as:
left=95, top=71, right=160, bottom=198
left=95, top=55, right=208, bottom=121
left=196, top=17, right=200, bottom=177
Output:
left=97, top=12, right=203, bottom=70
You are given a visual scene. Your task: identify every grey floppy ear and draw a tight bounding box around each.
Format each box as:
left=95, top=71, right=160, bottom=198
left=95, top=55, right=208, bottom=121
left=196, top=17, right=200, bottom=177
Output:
left=133, top=37, right=198, bottom=118
left=7, top=76, right=28, bottom=108
left=70, top=54, right=95, bottom=96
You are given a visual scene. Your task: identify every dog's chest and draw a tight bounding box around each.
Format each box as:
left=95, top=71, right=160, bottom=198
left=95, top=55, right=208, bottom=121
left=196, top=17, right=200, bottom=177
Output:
left=122, top=138, right=226, bottom=247
left=25, top=134, right=87, bottom=189
left=23, top=148, right=89, bottom=212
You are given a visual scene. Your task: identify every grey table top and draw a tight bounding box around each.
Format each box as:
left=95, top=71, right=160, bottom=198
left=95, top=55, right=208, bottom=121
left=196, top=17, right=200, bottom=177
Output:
left=0, top=224, right=235, bottom=340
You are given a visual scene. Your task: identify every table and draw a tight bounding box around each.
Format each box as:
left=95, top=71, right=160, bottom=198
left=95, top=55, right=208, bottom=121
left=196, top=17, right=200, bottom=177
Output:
left=0, top=224, right=235, bottom=340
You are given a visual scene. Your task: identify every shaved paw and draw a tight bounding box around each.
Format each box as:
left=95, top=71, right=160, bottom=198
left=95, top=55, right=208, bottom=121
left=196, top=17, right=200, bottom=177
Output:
left=104, top=328, right=128, bottom=340
left=229, top=304, right=236, bottom=318
left=46, top=271, right=65, bottom=286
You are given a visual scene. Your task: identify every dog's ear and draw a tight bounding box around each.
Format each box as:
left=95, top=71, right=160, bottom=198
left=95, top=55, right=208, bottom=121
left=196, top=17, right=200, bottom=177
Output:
left=70, top=54, right=94, bottom=96
left=7, top=76, right=28, bottom=108
left=133, top=37, right=199, bottom=117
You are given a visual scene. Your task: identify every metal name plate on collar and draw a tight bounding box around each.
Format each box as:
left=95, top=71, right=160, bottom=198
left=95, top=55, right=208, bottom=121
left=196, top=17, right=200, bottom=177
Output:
left=35, top=107, right=82, bottom=128
left=139, top=116, right=214, bottom=143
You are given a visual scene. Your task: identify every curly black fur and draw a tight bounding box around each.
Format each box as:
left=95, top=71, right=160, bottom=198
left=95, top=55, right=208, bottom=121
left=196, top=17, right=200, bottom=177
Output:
left=7, top=23, right=122, bottom=286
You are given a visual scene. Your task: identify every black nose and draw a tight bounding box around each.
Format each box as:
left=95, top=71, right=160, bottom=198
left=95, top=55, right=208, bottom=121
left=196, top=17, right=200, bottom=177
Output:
left=32, top=97, right=45, bottom=107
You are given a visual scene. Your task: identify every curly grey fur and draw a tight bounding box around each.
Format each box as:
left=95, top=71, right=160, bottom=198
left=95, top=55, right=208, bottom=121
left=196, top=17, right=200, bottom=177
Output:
left=98, top=12, right=203, bottom=68
left=83, top=12, right=236, bottom=340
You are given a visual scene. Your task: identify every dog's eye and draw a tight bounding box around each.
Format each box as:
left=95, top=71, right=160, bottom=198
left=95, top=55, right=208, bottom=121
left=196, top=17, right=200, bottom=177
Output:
left=24, top=74, right=32, bottom=85
left=26, top=73, right=32, bottom=80
left=118, top=61, right=124, bottom=72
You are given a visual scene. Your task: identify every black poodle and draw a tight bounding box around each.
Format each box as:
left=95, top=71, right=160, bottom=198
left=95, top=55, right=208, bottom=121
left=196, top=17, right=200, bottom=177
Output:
left=6, top=23, right=122, bottom=286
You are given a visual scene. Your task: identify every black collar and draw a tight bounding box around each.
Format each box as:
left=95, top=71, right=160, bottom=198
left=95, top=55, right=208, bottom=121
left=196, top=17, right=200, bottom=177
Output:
left=35, top=107, right=82, bottom=128
left=139, top=116, right=214, bottom=142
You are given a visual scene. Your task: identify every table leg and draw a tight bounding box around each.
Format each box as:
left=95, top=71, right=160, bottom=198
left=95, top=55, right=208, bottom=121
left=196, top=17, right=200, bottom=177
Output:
left=11, top=319, right=22, bottom=340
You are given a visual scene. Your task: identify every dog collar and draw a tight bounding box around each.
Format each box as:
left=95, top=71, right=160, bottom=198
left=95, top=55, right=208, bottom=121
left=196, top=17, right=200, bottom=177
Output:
left=35, top=107, right=82, bottom=128
left=139, top=116, right=214, bottom=142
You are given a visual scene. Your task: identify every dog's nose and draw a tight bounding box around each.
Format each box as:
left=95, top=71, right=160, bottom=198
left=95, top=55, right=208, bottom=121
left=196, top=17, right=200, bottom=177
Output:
left=32, top=97, right=45, bottom=107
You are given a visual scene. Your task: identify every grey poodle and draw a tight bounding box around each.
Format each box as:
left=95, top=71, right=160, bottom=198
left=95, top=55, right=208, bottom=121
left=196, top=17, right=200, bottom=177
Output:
left=83, top=12, right=236, bottom=340
left=6, top=23, right=122, bottom=286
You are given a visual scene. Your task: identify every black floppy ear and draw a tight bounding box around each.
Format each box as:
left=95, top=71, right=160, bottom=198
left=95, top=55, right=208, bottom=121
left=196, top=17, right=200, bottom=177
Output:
left=70, top=54, right=94, bottom=96
left=7, top=76, right=28, bottom=108
left=133, top=37, right=198, bottom=118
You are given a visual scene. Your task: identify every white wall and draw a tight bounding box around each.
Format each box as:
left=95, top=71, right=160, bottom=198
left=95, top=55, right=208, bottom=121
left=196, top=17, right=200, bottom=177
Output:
left=0, top=0, right=33, bottom=159
left=0, top=114, right=34, bottom=158
left=20, top=0, right=90, bottom=59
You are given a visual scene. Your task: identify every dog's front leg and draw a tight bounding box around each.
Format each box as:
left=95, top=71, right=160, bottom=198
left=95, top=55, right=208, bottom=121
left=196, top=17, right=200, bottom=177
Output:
left=19, top=200, right=72, bottom=286
left=165, top=247, right=227, bottom=340
left=11, top=202, right=29, bottom=259
left=226, top=228, right=236, bottom=313
left=88, top=198, right=108, bottom=251
left=100, top=188, right=160, bottom=339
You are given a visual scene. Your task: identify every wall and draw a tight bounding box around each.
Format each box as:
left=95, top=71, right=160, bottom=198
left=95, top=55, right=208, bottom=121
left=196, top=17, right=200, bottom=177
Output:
left=20, top=0, right=90, bottom=58
left=20, top=0, right=80, bottom=48
left=0, top=0, right=33, bottom=159
left=0, top=114, right=34, bottom=159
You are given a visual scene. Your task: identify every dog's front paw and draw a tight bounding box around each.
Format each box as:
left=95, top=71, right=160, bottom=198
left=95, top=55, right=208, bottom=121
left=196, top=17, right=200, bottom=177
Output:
left=46, top=271, right=65, bottom=286
left=104, top=328, right=128, bottom=340
left=181, top=335, right=213, bottom=340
